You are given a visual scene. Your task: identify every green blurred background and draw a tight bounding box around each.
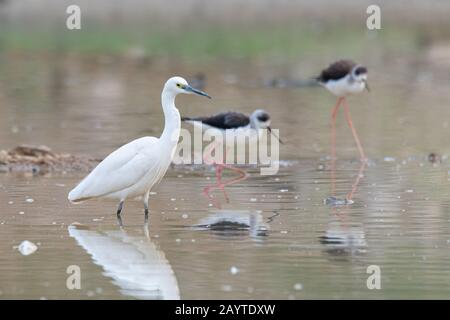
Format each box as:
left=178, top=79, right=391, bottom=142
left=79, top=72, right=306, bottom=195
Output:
left=1, top=0, right=450, bottom=60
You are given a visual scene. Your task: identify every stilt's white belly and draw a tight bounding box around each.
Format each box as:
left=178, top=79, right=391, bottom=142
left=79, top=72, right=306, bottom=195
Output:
left=325, top=76, right=365, bottom=97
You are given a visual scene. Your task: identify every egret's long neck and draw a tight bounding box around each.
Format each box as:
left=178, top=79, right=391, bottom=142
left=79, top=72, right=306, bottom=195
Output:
left=160, top=89, right=181, bottom=152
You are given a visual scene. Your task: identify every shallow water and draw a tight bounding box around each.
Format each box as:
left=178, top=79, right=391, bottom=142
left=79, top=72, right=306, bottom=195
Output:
left=1, top=54, right=450, bottom=299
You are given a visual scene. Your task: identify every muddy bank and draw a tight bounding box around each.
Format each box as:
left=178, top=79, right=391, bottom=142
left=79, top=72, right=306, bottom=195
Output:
left=0, top=145, right=100, bottom=174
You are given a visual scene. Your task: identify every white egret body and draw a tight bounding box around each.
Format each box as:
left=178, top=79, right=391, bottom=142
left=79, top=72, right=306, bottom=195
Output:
left=68, top=76, right=210, bottom=225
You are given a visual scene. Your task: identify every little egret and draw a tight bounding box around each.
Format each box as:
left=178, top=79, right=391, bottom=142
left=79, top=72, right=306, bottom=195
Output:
left=316, top=59, right=369, bottom=162
left=68, top=76, right=211, bottom=226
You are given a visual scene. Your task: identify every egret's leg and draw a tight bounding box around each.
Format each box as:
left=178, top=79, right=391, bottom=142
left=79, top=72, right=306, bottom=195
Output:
left=116, top=200, right=124, bottom=227
left=144, top=190, right=150, bottom=224
left=143, top=222, right=150, bottom=240
left=342, top=98, right=367, bottom=161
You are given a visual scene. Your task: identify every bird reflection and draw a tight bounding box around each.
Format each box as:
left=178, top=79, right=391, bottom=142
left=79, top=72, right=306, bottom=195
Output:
left=68, top=224, right=180, bottom=300
left=327, top=158, right=366, bottom=206
left=319, top=219, right=367, bottom=260
left=193, top=210, right=269, bottom=239
left=428, top=152, right=441, bottom=165
left=321, top=155, right=368, bottom=260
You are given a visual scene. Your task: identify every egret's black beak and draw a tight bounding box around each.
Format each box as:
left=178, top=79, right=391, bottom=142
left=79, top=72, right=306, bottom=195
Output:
left=185, top=85, right=211, bottom=99
left=363, top=79, right=370, bottom=92
left=268, top=127, right=284, bottom=144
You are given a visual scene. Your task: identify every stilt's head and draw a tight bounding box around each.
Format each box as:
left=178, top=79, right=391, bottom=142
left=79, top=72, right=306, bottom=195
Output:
left=351, top=65, right=370, bottom=92
left=163, top=76, right=211, bottom=99
left=250, top=109, right=271, bottom=130
left=250, top=109, right=283, bottom=144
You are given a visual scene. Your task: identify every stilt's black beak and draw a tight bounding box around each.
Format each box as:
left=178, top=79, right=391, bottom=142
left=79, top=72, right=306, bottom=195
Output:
left=363, top=80, right=370, bottom=92
left=268, top=127, right=284, bottom=144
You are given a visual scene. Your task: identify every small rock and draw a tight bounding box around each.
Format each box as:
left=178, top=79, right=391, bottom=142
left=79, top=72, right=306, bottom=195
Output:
left=18, top=240, right=38, bottom=256
left=230, top=266, right=239, bottom=275
left=293, top=283, right=303, bottom=291
left=221, top=284, right=233, bottom=292
left=383, top=157, right=396, bottom=162
left=324, top=196, right=354, bottom=206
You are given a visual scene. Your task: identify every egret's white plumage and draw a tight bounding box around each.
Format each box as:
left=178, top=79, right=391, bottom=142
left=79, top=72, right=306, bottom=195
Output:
left=68, top=136, right=161, bottom=202
left=68, top=76, right=210, bottom=225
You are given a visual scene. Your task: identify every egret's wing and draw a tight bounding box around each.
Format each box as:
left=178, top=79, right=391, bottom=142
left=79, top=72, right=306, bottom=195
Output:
left=69, top=137, right=160, bottom=201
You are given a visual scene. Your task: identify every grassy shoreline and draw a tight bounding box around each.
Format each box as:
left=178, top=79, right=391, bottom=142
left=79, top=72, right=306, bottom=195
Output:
left=0, top=24, right=423, bottom=60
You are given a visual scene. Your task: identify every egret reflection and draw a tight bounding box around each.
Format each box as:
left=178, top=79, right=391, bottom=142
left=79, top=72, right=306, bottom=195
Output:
left=68, top=224, right=180, bottom=300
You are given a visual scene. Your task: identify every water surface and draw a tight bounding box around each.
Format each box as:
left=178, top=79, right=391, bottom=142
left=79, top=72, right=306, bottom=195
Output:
left=1, top=54, right=450, bottom=299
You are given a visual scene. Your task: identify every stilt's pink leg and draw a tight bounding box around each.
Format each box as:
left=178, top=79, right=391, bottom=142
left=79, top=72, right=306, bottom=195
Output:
left=330, top=97, right=343, bottom=196
left=214, top=163, right=230, bottom=202
left=215, top=163, right=223, bottom=184
left=203, top=164, right=248, bottom=206
left=202, top=135, right=250, bottom=205
left=346, top=160, right=366, bottom=201
left=219, top=163, right=248, bottom=178
left=342, top=98, right=367, bottom=161
left=203, top=185, right=222, bottom=209
left=202, top=141, right=227, bottom=207
left=219, top=170, right=248, bottom=191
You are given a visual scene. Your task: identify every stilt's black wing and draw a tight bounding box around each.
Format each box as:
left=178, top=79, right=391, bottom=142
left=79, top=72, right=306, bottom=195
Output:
left=317, top=60, right=357, bottom=83
left=182, top=112, right=250, bottom=129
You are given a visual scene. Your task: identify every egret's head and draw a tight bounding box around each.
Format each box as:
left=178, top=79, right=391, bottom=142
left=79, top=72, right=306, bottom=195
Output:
left=164, top=76, right=211, bottom=98
left=250, top=109, right=283, bottom=144
left=351, top=65, right=369, bottom=92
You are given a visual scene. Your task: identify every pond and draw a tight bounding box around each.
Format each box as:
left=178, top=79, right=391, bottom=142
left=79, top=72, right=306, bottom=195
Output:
left=1, top=52, right=450, bottom=299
